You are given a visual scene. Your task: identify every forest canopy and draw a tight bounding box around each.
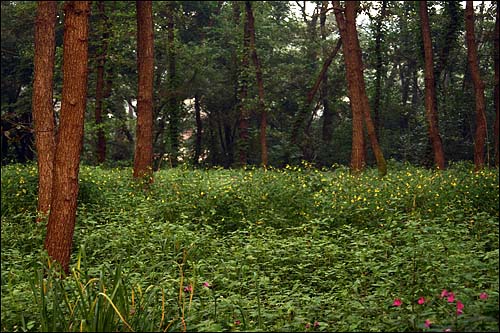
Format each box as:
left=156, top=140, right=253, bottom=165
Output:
left=1, top=1, right=498, bottom=169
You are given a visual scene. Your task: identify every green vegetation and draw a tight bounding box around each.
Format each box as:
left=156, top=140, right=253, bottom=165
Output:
left=1, top=162, right=498, bottom=332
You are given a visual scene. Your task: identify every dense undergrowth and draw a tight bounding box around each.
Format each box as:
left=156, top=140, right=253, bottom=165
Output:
left=1, top=161, right=498, bottom=332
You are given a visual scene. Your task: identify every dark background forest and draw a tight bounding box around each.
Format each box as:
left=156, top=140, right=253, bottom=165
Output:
left=1, top=1, right=498, bottom=169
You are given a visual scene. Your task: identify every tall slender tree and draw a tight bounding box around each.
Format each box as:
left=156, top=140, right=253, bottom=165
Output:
left=94, top=0, right=109, bottom=164
left=44, top=1, right=90, bottom=274
left=238, top=1, right=250, bottom=166
left=465, top=1, right=487, bottom=171
left=32, top=1, right=57, bottom=221
left=419, top=1, right=446, bottom=170
left=494, top=2, right=499, bottom=167
left=245, top=1, right=268, bottom=167
left=133, top=0, right=154, bottom=180
left=166, top=1, right=179, bottom=167
left=320, top=0, right=334, bottom=143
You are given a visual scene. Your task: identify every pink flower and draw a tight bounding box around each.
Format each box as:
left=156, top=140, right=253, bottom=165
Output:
left=443, top=328, right=452, bottom=332
left=392, top=298, right=402, bottom=307
left=447, top=292, right=455, bottom=303
left=305, top=323, right=311, bottom=329
left=424, top=319, right=432, bottom=328
left=440, top=289, right=449, bottom=298
left=418, top=297, right=425, bottom=305
left=314, top=321, right=320, bottom=328
left=480, top=292, right=488, bottom=300
left=183, top=285, right=193, bottom=292
left=202, top=282, right=211, bottom=288
left=456, top=300, right=464, bottom=315
left=234, top=320, right=241, bottom=325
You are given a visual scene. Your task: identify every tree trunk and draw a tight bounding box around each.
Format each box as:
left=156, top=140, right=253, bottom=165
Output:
left=32, top=1, right=57, bottom=221
left=193, top=94, right=203, bottom=165
left=320, top=0, right=334, bottom=143
left=494, top=2, right=499, bottom=167
left=419, top=1, right=446, bottom=170
left=166, top=1, right=179, bottom=167
left=133, top=0, right=154, bottom=180
left=95, top=0, right=108, bottom=164
left=373, top=0, right=387, bottom=138
left=333, top=1, right=364, bottom=173
left=44, top=1, right=90, bottom=274
left=238, top=1, right=250, bottom=166
left=245, top=1, right=267, bottom=167
left=465, top=1, right=487, bottom=171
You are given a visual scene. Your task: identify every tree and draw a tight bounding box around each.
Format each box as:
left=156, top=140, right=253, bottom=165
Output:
left=238, top=1, right=250, bottom=166
left=133, top=0, right=154, bottom=180
left=418, top=1, right=446, bottom=170
left=333, top=1, right=387, bottom=176
left=94, top=1, right=109, bottom=164
left=245, top=1, right=268, bottom=167
left=494, top=2, right=499, bottom=167
left=465, top=1, right=487, bottom=171
left=44, top=1, right=90, bottom=274
left=32, top=1, right=57, bottom=220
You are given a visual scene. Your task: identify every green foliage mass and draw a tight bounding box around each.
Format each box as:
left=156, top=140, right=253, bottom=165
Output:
left=1, top=163, right=499, bottom=332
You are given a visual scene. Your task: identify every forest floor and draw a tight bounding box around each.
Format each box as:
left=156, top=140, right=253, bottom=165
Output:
left=1, top=161, right=499, bottom=332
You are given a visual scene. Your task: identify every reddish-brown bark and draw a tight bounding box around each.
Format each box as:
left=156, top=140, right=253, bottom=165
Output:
left=465, top=1, right=487, bottom=171
left=133, top=0, right=154, bottom=180
left=32, top=1, right=57, bottom=220
left=419, top=1, right=446, bottom=170
left=44, top=1, right=90, bottom=274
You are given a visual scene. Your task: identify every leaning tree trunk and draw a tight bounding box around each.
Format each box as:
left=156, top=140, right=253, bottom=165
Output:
left=419, top=1, right=446, bottom=170
left=494, top=2, right=499, bottom=167
left=245, top=1, right=268, bottom=167
left=333, top=1, right=365, bottom=173
left=44, top=1, right=90, bottom=274
left=95, top=0, right=108, bottom=164
left=345, top=1, right=387, bottom=176
left=133, top=0, right=154, bottom=180
left=465, top=1, right=487, bottom=171
left=32, top=0, right=57, bottom=221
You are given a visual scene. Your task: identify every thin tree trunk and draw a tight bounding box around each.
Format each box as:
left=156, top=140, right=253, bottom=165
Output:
left=44, top=1, right=90, bottom=274
left=373, top=0, right=387, bottom=137
left=320, top=0, right=334, bottom=143
left=32, top=0, right=57, bottom=221
left=245, top=1, right=267, bottom=167
left=238, top=1, right=250, bottom=166
left=465, top=1, right=487, bottom=171
left=419, top=1, right=446, bottom=170
left=133, top=0, right=154, bottom=180
left=95, top=0, right=108, bottom=164
left=333, top=1, right=364, bottom=173
left=494, top=2, right=499, bottom=167
left=166, top=1, right=179, bottom=167
left=193, top=94, right=203, bottom=165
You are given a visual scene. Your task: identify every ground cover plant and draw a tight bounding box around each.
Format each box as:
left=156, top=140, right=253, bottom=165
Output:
left=1, top=161, right=499, bottom=332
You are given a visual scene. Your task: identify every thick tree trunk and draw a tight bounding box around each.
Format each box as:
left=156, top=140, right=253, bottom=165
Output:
left=238, top=1, right=250, bottom=166
left=333, top=1, right=364, bottom=173
left=32, top=1, right=57, bottom=221
left=245, top=1, right=267, bottom=167
left=465, top=1, right=487, bottom=171
left=345, top=1, right=387, bottom=176
left=44, top=1, right=90, bottom=274
left=133, top=1, right=154, bottom=180
left=95, top=0, right=108, bottom=164
left=494, top=3, right=499, bottom=167
left=419, top=1, right=446, bottom=170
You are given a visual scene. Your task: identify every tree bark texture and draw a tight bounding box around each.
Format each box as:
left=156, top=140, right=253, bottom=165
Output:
left=419, top=1, right=446, bottom=170
left=238, top=1, right=250, bottom=166
left=245, top=1, right=268, bottom=167
left=133, top=0, right=154, bottom=180
left=95, top=0, right=108, bottom=164
left=44, top=1, right=90, bottom=274
left=494, top=2, right=499, bottom=167
left=32, top=0, right=57, bottom=220
left=465, top=1, right=487, bottom=171
left=333, top=1, right=364, bottom=173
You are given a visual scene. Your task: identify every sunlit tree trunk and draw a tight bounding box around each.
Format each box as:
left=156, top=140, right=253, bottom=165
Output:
left=419, top=1, right=446, bottom=170
left=465, top=1, right=487, bottom=171
left=95, top=0, right=108, bottom=164
left=32, top=1, right=57, bottom=221
left=245, top=1, right=268, bottom=167
left=133, top=0, right=154, bottom=180
left=44, top=1, right=90, bottom=274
